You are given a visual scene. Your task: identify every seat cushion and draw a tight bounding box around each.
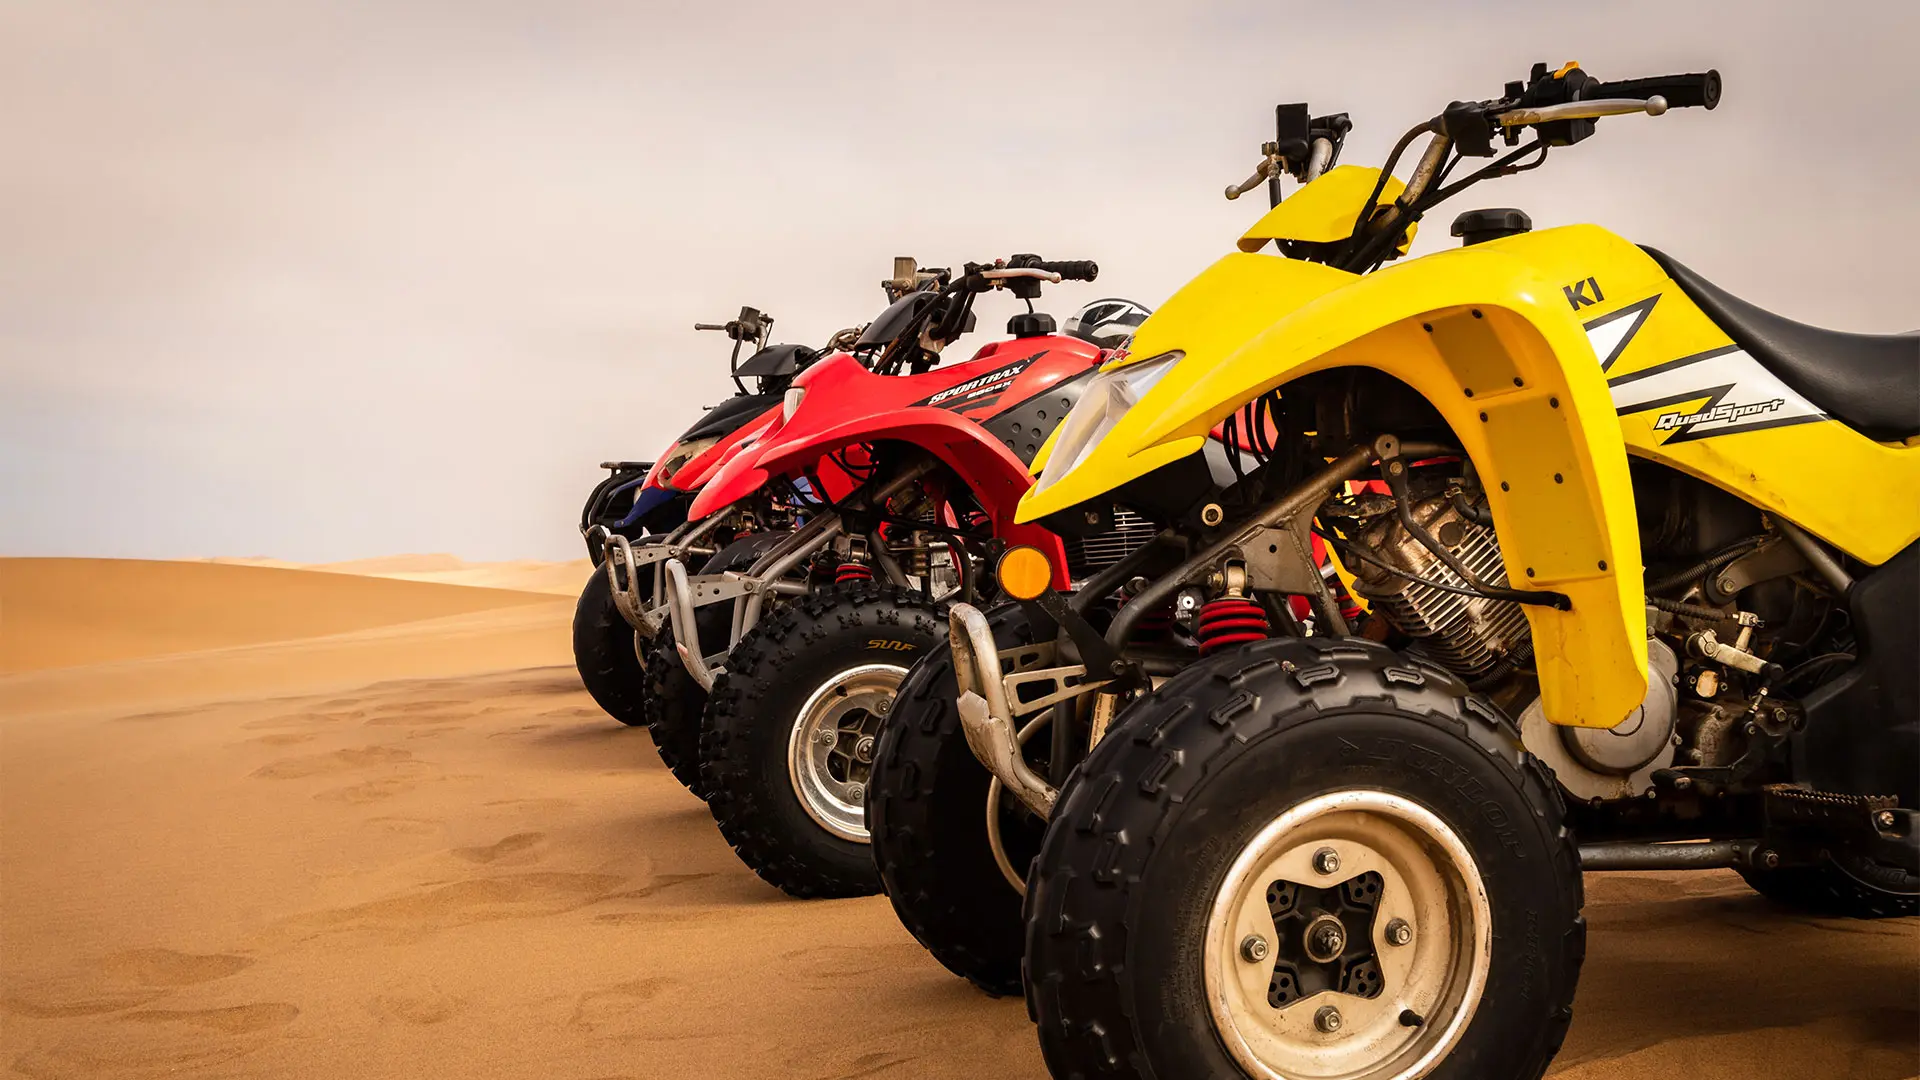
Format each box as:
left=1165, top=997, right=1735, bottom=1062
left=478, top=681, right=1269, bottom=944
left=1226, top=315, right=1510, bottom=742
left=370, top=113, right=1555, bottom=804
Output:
left=1643, top=248, right=1919, bottom=442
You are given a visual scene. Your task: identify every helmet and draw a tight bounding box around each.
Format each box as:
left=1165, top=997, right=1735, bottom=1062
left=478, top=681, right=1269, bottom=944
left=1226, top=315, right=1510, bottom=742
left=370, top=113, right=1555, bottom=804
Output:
left=1063, top=298, right=1151, bottom=349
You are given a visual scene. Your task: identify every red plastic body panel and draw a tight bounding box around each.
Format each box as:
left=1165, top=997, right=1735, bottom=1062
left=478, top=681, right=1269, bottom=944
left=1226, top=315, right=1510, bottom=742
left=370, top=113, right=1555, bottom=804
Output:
left=644, top=407, right=777, bottom=492
left=689, top=334, right=1106, bottom=586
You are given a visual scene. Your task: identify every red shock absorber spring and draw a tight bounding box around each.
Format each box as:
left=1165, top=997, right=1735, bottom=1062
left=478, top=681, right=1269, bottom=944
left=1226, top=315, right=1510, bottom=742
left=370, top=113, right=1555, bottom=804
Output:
left=836, top=562, right=874, bottom=585
left=1197, top=596, right=1271, bottom=657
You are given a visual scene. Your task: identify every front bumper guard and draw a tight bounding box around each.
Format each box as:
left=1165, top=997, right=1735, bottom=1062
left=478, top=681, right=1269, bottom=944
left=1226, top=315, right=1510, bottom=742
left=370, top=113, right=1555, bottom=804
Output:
left=948, top=603, right=1109, bottom=820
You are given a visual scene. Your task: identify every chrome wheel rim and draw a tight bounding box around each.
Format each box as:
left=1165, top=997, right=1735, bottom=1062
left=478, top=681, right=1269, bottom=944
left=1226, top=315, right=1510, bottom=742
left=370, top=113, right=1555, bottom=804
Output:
left=785, top=663, right=906, bottom=843
left=1202, top=790, right=1491, bottom=1080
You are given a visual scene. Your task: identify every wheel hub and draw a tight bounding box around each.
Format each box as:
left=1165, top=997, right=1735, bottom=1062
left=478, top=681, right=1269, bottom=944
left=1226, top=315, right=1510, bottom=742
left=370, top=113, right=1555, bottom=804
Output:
left=786, top=664, right=907, bottom=844
left=1204, top=790, right=1492, bottom=1080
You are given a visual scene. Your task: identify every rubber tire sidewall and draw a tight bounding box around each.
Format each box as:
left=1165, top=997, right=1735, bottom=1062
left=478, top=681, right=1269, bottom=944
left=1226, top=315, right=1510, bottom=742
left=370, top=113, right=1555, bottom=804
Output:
left=869, top=601, right=1041, bottom=995
left=702, top=582, right=946, bottom=899
left=642, top=531, right=789, bottom=797
left=572, top=567, right=650, bottom=726
left=1026, top=637, right=1585, bottom=1080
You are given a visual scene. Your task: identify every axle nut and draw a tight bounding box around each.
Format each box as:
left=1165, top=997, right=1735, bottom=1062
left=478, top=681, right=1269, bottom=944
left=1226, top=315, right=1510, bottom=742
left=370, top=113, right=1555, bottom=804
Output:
left=1312, top=847, right=1341, bottom=875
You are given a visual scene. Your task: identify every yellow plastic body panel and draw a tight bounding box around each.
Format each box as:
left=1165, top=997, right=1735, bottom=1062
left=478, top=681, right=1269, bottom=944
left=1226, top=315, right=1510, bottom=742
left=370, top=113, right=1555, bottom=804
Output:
left=1021, top=223, right=1920, bottom=727
left=1026, top=254, right=1359, bottom=478
left=1595, top=285, right=1920, bottom=566
left=1023, top=226, right=1653, bottom=729
left=1237, top=165, right=1408, bottom=251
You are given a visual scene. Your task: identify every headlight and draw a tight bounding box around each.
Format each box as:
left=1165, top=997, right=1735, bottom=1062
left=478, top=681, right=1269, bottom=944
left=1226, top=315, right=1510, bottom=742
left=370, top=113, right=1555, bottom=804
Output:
left=645, top=435, right=721, bottom=488
left=1034, top=351, right=1183, bottom=493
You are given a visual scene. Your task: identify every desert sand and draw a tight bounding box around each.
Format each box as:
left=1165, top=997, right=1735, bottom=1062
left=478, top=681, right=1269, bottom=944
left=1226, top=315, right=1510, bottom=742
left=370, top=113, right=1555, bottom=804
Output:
left=1, top=558, right=1914, bottom=1079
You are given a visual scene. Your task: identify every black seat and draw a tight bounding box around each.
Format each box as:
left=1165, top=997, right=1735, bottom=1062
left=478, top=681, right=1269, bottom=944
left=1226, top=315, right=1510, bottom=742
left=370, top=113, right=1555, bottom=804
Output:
left=1642, top=247, right=1920, bottom=442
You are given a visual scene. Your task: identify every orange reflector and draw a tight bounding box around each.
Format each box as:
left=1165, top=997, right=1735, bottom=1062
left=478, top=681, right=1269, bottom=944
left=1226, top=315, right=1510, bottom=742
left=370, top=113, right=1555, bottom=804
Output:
left=996, top=545, right=1053, bottom=601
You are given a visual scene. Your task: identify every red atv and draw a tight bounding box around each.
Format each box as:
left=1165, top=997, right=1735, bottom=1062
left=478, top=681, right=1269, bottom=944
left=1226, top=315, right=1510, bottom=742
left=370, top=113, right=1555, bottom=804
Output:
left=659, top=256, right=1153, bottom=897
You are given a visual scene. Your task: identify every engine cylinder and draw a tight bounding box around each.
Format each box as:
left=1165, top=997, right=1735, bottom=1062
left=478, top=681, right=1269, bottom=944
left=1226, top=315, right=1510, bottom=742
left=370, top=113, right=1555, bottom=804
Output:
left=1351, top=494, right=1530, bottom=679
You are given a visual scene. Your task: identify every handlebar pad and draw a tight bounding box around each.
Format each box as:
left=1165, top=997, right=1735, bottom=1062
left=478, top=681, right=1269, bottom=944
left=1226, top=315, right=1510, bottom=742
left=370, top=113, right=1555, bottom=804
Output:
left=1585, top=70, right=1721, bottom=110
left=1036, top=260, right=1099, bottom=282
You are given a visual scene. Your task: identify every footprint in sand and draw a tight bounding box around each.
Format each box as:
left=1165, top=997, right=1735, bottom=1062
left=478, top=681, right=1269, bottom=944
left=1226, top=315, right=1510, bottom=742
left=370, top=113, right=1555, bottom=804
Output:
left=252, top=745, right=415, bottom=780
left=367, top=986, right=465, bottom=1025
left=569, top=977, right=673, bottom=1032
left=364, top=701, right=471, bottom=727
left=284, top=872, right=625, bottom=938
left=315, top=776, right=423, bottom=804
left=368, top=816, right=444, bottom=837
left=99, top=948, right=254, bottom=988
left=451, top=832, right=544, bottom=864
left=120, top=1002, right=299, bottom=1034
left=0, top=988, right=168, bottom=1019
left=9, top=1004, right=297, bottom=1077
left=242, top=732, right=318, bottom=747
left=240, top=709, right=367, bottom=731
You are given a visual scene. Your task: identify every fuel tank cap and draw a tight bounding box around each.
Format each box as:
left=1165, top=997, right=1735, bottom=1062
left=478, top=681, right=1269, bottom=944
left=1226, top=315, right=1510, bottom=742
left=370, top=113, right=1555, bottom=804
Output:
left=1451, top=208, right=1532, bottom=246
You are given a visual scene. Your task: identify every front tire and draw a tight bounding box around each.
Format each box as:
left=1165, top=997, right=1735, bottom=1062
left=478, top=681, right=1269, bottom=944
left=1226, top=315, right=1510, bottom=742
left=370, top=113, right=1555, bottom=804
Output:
left=1026, top=637, right=1585, bottom=1080
left=869, top=602, right=1044, bottom=995
left=701, top=583, right=946, bottom=898
left=642, top=532, right=789, bottom=798
left=572, top=567, right=649, bottom=726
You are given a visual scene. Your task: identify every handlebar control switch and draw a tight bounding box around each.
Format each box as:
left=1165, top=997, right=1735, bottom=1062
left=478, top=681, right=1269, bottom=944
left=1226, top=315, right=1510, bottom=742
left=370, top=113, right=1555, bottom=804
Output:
left=1451, top=208, right=1532, bottom=247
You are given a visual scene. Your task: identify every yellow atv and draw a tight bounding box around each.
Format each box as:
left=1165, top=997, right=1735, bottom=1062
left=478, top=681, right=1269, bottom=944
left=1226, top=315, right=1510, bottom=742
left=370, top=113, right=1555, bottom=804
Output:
left=948, top=63, right=1918, bottom=1079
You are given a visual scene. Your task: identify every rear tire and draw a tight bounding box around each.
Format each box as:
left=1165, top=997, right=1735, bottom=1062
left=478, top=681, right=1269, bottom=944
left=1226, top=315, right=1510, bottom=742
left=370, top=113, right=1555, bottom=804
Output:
left=1739, top=853, right=1918, bottom=918
left=869, top=602, right=1042, bottom=995
left=1026, top=637, right=1585, bottom=1080
left=701, top=583, right=946, bottom=898
left=572, top=568, right=649, bottom=727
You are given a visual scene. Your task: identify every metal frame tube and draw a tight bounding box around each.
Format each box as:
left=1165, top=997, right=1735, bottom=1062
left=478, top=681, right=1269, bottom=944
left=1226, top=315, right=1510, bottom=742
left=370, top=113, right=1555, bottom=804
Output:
left=1578, top=840, right=1755, bottom=872
left=1105, top=443, right=1377, bottom=648
left=1774, top=517, right=1853, bottom=595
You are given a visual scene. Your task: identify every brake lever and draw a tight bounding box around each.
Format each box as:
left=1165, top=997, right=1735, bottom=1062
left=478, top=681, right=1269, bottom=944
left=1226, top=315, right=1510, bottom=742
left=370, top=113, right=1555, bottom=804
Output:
left=980, top=267, right=1062, bottom=285
left=1225, top=152, right=1283, bottom=200
left=1496, top=95, right=1668, bottom=126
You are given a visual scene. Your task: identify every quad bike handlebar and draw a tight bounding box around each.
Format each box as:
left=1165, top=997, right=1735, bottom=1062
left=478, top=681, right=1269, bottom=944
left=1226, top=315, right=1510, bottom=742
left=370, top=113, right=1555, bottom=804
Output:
left=1322, top=63, right=1722, bottom=272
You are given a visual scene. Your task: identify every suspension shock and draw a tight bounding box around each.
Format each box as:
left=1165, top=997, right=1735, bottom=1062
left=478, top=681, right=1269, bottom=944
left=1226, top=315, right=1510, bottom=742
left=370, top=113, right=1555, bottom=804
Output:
left=836, top=560, right=874, bottom=584
left=1197, top=560, right=1271, bottom=657
left=1196, top=596, right=1271, bottom=656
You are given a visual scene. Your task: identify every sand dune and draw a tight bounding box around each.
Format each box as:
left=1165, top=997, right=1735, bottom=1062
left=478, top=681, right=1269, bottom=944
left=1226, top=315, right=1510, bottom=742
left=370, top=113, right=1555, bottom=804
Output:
left=0, top=559, right=562, bottom=674
left=204, top=554, right=595, bottom=596
left=0, top=558, right=1913, bottom=1079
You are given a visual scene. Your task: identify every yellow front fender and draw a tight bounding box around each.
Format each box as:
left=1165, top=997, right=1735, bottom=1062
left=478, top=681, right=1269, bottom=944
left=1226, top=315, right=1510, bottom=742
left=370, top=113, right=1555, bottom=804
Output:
left=1029, top=226, right=1651, bottom=729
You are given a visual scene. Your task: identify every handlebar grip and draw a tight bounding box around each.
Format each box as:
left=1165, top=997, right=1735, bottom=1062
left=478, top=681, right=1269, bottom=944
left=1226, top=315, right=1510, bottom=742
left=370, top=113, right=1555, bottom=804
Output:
left=1585, top=70, right=1721, bottom=110
left=1036, top=260, right=1099, bottom=282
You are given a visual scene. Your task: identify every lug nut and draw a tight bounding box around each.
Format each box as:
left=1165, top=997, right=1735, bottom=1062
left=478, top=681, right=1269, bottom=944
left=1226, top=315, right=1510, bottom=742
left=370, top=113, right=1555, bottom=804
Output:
left=1239, top=935, right=1270, bottom=963
left=816, top=730, right=837, bottom=748
left=1314, top=1005, right=1343, bottom=1033
left=1385, top=918, right=1412, bottom=947
left=847, top=782, right=866, bottom=804
left=876, top=697, right=892, bottom=715
left=1312, top=847, right=1341, bottom=875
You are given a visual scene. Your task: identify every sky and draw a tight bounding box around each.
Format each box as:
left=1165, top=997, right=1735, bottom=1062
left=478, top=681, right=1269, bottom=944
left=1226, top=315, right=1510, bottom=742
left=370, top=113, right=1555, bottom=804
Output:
left=3, top=1, right=1915, bottom=562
